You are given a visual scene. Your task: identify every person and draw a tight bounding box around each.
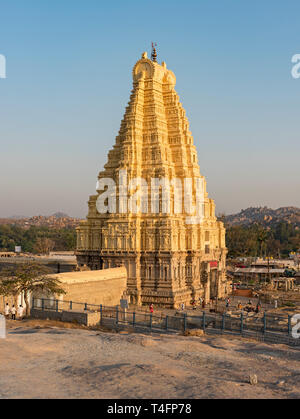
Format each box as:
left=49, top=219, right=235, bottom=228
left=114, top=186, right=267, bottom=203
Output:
left=202, top=300, right=206, bottom=309
left=199, top=297, right=203, bottom=306
left=191, top=300, right=196, bottom=310
left=17, top=305, right=24, bottom=320
left=237, top=301, right=243, bottom=310
left=11, top=305, right=16, bottom=320
left=181, top=302, right=185, bottom=311
left=4, top=303, right=10, bottom=319
left=149, top=303, right=154, bottom=314
left=274, top=299, right=278, bottom=309
left=226, top=298, right=230, bottom=309
left=255, top=302, right=261, bottom=313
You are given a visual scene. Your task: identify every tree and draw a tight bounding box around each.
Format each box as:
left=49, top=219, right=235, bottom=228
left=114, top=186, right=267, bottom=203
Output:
left=0, top=262, right=66, bottom=316
left=256, top=228, right=269, bottom=257
left=33, top=237, right=55, bottom=255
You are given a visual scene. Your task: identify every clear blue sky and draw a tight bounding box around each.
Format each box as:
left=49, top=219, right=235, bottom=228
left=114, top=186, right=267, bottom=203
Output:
left=0, top=0, right=299, bottom=218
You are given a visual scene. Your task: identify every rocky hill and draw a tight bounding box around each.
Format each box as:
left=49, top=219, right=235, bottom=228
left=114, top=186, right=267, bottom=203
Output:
left=224, top=206, right=300, bottom=227
left=0, top=213, right=82, bottom=229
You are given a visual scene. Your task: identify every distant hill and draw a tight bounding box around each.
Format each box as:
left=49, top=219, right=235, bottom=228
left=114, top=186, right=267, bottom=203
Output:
left=224, top=206, right=300, bottom=227
left=0, top=213, right=82, bottom=229
left=52, top=212, right=70, bottom=219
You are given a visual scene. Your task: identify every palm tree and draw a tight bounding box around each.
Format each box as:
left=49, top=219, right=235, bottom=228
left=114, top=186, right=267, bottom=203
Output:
left=0, top=262, right=66, bottom=316
left=257, top=229, right=269, bottom=258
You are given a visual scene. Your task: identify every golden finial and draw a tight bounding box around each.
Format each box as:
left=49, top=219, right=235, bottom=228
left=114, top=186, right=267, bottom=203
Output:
left=151, top=42, right=157, bottom=62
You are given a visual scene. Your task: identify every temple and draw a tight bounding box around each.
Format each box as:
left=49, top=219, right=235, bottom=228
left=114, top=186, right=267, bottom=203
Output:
left=76, top=50, right=228, bottom=307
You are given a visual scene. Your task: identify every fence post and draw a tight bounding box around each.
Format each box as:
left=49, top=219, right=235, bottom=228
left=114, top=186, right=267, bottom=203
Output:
left=55, top=300, right=58, bottom=312
left=202, top=311, right=206, bottom=332
left=100, top=305, right=103, bottom=325
left=133, top=312, right=135, bottom=328
left=263, top=312, right=267, bottom=334
left=166, top=315, right=168, bottom=331
left=70, top=301, right=72, bottom=310
left=240, top=312, right=244, bottom=334
left=116, top=306, right=119, bottom=325
left=288, top=315, right=291, bottom=335
left=183, top=313, right=187, bottom=332
left=42, top=298, right=44, bottom=311
left=222, top=313, right=225, bottom=332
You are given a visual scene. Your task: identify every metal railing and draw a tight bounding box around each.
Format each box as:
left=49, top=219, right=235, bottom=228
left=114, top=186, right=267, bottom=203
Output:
left=31, top=297, right=300, bottom=346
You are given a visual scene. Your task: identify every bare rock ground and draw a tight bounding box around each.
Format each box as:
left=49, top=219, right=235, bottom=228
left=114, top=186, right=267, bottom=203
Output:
left=0, top=320, right=300, bottom=399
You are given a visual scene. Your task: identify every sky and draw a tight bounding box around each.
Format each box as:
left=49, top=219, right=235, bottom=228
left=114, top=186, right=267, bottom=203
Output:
left=0, top=0, right=299, bottom=218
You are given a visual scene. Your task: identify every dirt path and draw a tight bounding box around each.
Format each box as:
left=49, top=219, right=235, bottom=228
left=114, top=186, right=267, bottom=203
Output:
left=0, top=320, right=299, bottom=399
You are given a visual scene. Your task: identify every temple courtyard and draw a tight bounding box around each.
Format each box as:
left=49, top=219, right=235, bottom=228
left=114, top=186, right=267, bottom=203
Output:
left=0, top=319, right=299, bottom=399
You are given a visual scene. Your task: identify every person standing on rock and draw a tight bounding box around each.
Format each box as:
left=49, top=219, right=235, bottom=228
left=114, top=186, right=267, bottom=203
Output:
left=149, top=303, right=154, bottom=314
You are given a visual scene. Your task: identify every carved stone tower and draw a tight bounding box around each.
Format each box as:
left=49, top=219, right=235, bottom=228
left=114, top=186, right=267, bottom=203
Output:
left=76, top=51, right=227, bottom=307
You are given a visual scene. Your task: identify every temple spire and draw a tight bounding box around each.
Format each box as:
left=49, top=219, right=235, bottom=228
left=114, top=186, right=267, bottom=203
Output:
left=151, top=42, right=157, bottom=62
left=76, top=52, right=228, bottom=308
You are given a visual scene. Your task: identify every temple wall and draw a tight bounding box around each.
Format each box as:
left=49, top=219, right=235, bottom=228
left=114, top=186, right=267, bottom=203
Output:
left=35, top=268, right=127, bottom=307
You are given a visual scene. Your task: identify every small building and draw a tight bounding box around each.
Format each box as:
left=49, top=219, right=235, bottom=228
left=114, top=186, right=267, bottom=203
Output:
left=230, top=267, right=285, bottom=283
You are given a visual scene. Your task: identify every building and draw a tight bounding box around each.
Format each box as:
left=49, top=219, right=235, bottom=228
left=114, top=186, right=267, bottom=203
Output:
left=76, top=49, right=227, bottom=308
left=230, top=267, right=285, bottom=283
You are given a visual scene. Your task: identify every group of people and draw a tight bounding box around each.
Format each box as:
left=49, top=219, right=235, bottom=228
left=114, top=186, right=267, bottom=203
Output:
left=4, top=303, right=24, bottom=320
left=180, top=297, right=207, bottom=311
left=236, top=299, right=262, bottom=313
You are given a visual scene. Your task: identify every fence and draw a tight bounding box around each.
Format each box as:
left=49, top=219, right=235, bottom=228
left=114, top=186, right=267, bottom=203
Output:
left=31, top=297, right=300, bottom=347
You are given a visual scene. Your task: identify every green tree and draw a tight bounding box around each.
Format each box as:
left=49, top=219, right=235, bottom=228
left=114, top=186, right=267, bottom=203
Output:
left=256, top=228, right=269, bottom=257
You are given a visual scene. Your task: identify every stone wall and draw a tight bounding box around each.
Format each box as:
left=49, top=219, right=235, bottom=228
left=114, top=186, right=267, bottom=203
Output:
left=41, top=267, right=127, bottom=307
left=62, top=275, right=126, bottom=306
left=30, top=309, right=101, bottom=326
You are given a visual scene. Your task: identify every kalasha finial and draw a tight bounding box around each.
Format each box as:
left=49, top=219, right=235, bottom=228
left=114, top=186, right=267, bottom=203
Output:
left=151, top=42, right=157, bottom=62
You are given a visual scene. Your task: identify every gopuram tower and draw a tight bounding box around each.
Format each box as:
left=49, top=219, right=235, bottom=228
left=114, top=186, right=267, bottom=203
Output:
left=76, top=48, right=227, bottom=307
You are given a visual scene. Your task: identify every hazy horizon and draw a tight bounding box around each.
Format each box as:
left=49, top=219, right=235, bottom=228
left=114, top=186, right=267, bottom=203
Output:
left=1, top=1, right=300, bottom=218
left=2, top=205, right=300, bottom=220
